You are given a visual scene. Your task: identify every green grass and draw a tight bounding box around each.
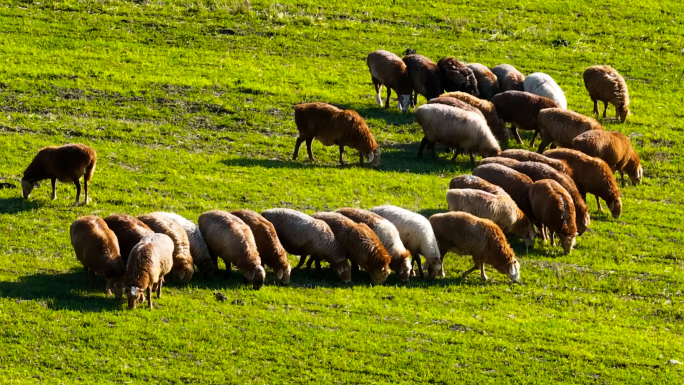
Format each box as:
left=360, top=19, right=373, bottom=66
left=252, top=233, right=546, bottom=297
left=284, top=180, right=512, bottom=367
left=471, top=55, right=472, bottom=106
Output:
left=1, top=0, right=683, bottom=382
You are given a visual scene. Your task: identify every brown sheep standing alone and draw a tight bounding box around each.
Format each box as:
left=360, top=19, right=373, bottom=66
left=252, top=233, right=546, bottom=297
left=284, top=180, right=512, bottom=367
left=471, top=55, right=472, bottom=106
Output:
left=438, top=57, right=479, bottom=97
left=103, top=214, right=154, bottom=265
left=293, top=102, right=380, bottom=167
left=537, top=108, right=604, bottom=153
left=491, top=91, right=559, bottom=146
left=467, top=63, right=501, bottom=100
left=571, top=130, right=643, bottom=187
left=583, top=65, right=630, bottom=122
left=366, top=50, right=413, bottom=112
left=528, top=180, right=577, bottom=254
left=490, top=64, right=525, bottom=92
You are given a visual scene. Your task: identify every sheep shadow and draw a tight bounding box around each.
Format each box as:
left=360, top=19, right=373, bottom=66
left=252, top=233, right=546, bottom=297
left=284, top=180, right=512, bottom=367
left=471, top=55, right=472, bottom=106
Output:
left=0, top=197, right=40, bottom=214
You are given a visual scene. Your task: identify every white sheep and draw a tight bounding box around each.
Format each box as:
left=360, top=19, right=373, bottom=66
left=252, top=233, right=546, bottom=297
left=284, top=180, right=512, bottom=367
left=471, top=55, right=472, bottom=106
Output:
left=523, top=72, right=567, bottom=109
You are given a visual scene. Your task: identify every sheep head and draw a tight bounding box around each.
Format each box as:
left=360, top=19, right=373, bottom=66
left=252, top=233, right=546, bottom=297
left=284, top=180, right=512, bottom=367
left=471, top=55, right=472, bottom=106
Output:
left=397, top=257, right=412, bottom=283
left=631, top=165, right=643, bottom=185
left=277, top=265, right=292, bottom=285
left=608, top=198, right=622, bottom=219
left=397, top=94, right=412, bottom=113
left=244, top=265, right=266, bottom=290
left=367, top=148, right=381, bottom=167
left=370, top=266, right=391, bottom=285
left=506, top=260, right=520, bottom=283
left=106, top=279, right=124, bottom=299
left=559, top=234, right=576, bottom=255
left=20, top=178, right=40, bottom=199
left=126, top=286, right=145, bottom=309
left=424, top=258, right=444, bottom=280
left=617, top=106, right=630, bottom=123
left=177, top=266, right=194, bottom=284
left=333, top=261, right=352, bottom=283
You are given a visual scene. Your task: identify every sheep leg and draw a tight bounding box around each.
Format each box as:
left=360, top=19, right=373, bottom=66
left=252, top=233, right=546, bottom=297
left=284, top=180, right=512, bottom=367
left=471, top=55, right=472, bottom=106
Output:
left=293, top=255, right=308, bottom=270
left=550, top=232, right=556, bottom=247
left=537, top=137, right=552, bottom=154
left=602, top=102, right=608, bottom=118
left=338, top=145, right=345, bottom=166
left=306, top=138, right=314, bottom=161
left=619, top=170, right=625, bottom=187
left=83, top=177, right=89, bottom=205
left=73, top=180, right=82, bottom=204
left=529, top=130, right=539, bottom=147
left=429, top=142, right=438, bottom=158
left=50, top=178, right=57, bottom=200
left=480, top=263, right=488, bottom=281
left=306, top=256, right=315, bottom=269
left=469, top=152, right=476, bottom=167
left=385, top=86, right=392, bottom=109
left=596, top=195, right=603, bottom=212
left=292, top=137, right=305, bottom=160
left=372, top=78, right=383, bottom=107
left=418, top=137, right=429, bottom=158
left=412, top=254, right=424, bottom=277
left=592, top=99, right=599, bottom=115
left=224, top=262, right=231, bottom=279
left=314, top=259, right=322, bottom=274
left=157, top=280, right=162, bottom=299
left=359, top=151, right=364, bottom=166
left=147, top=287, right=153, bottom=309
left=461, top=265, right=477, bottom=279
left=411, top=92, right=417, bottom=108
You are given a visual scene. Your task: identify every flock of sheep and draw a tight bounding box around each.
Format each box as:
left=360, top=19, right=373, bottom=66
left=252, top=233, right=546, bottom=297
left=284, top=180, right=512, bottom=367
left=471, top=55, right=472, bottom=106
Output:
left=15, top=48, right=642, bottom=310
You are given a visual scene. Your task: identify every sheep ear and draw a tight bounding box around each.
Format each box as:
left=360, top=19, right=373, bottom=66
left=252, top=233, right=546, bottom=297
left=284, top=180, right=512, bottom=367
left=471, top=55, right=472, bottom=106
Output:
left=337, top=265, right=345, bottom=275
left=277, top=269, right=284, bottom=280
left=33, top=181, right=41, bottom=188
left=178, top=270, right=186, bottom=281
left=368, top=152, right=375, bottom=162
left=245, top=269, right=256, bottom=281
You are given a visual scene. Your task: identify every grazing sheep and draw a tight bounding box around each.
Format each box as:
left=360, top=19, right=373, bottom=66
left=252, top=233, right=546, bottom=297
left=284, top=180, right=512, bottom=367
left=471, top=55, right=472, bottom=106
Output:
left=103, top=214, right=154, bottom=265
left=467, top=63, right=501, bottom=100
left=231, top=209, right=291, bottom=285
left=448, top=175, right=511, bottom=198
left=571, top=130, right=643, bottom=187
left=472, top=163, right=535, bottom=220
left=544, top=148, right=622, bottom=218
left=528, top=180, right=577, bottom=254
left=491, top=64, right=525, bottom=92
left=427, top=96, right=486, bottom=120
left=510, top=162, right=590, bottom=235
left=438, top=57, right=479, bottom=97
left=537, top=108, right=604, bottom=153
left=138, top=213, right=194, bottom=284
left=366, top=50, right=413, bottom=112
left=442, top=92, right=508, bottom=141
left=478, top=156, right=520, bottom=168
left=70, top=216, right=125, bottom=297
left=370, top=205, right=443, bottom=280
left=523, top=72, right=567, bottom=109
left=124, top=233, right=174, bottom=310
left=499, top=149, right=572, bottom=175
left=583, top=65, right=630, bottom=122
left=429, top=212, right=520, bottom=282
left=415, top=104, right=501, bottom=165
left=491, top=91, right=559, bottom=145
left=261, top=208, right=351, bottom=283
left=311, top=212, right=391, bottom=285
left=403, top=54, right=443, bottom=105
left=446, top=189, right=535, bottom=247
left=293, top=102, right=380, bottom=166
left=21, top=143, right=97, bottom=204
left=336, top=207, right=412, bottom=282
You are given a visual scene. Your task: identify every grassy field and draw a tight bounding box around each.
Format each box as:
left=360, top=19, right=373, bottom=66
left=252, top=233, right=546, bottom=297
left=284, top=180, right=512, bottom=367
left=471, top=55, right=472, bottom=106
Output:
left=1, top=0, right=683, bottom=382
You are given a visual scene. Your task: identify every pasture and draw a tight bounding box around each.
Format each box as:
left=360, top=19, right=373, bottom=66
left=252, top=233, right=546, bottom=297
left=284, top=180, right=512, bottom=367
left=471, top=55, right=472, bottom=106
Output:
left=0, top=0, right=683, bottom=382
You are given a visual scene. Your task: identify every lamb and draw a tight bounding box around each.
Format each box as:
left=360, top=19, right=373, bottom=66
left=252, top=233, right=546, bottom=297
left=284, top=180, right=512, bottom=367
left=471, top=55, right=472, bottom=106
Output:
left=366, top=50, right=413, bottom=112
left=498, top=149, right=571, bottom=175
left=583, top=65, right=630, bottom=122
left=138, top=213, right=195, bottom=284
left=261, top=208, right=351, bottom=283
left=441, top=92, right=508, bottom=141
left=124, top=233, right=174, bottom=309
left=427, top=96, right=486, bottom=120
left=292, top=102, right=380, bottom=166
left=402, top=54, right=443, bottom=105
left=510, top=161, right=590, bottom=235
left=523, top=72, right=567, bottom=109
left=415, top=104, right=501, bottom=166
left=472, top=163, right=535, bottom=220
left=537, top=108, right=604, bottom=153
left=571, top=130, right=643, bottom=187
left=429, top=212, right=520, bottom=282
left=369, top=205, right=443, bottom=280
left=311, top=212, right=391, bottom=285
left=528, top=180, right=577, bottom=254
left=491, top=91, right=559, bottom=145
left=21, top=143, right=97, bottom=204
left=478, top=156, right=520, bottom=168
left=490, top=64, right=525, bottom=92
left=335, top=207, right=412, bottom=282
left=231, top=209, right=291, bottom=285
left=70, top=216, right=125, bottom=297
left=198, top=210, right=266, bottom=289
left=437, top=57, right=479, bottom=97
left=103, top=214, right=154, bottom=265
left=467, top=63, right=501, bottom=100
left=544, top=148, right=622, bottom=218
left=446, top=189, right=535, bottom=247
left=448, top=175, right=511, bottom=197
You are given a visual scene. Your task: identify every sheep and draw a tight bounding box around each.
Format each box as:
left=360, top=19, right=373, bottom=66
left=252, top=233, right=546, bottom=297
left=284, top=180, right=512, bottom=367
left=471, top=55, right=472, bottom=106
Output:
left=292, top=102, right=380, bottom=167
left=438, top=57, right=479, bottom=97
left=124, top=233, right=174, bottom=309
left=427, top=96, right=486, bottom=119
left=70, top=216, right=125, bottom=297
left=103, top=214, right=154, bottom=265
left=311, top=212, right=391, bottom=285
left=231, top=209, right=291, bottom=285
left=429, top=212, right=520, bottom=282
left=523, top=72, right=567, bottom=109
left=415, top=104, right=501, bottom=166
left=335, top=207, right=412, bottom=282
left=491, top=91, right=559, bottom=146
left=498, top=149, right=572, bottom=175
left=148, top=212, right=217, bottom=280
left=446, top=189, right=535, bottom=247
left=448, top=175, right=511, bottom=198
left=138, top=213, right=195, bottom=284
left=261, top=208, right=351, bottom=283
left=490, top=64, right=525, bottom=92
left=544, top=148, right=622, bottom=218
left=478, top=156, right=520, bottom=168
left=537, top=108, right=604, bottom=153
left=467, top=63, right=501, bottom=100
left=21, top=143, right=97, bottom=205
left=472, top=163, right=535, bottom=221
left=510, top=161, right=590, bottom=235
left=366, top=50, right=413, bottom=112
left=571, top=130, right=643, bottom=187
left=441, top=92, right=508, bottom=141
left=528, top=180, right=577, bottom=254
left=583, top=65, right=630, bottom=122
left=369, top=205, right=443, bottom=280
left=402, top=54, right=443, bottom=105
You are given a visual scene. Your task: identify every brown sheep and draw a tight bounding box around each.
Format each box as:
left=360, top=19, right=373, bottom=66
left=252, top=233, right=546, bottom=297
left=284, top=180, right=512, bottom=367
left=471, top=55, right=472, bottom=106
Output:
left=312, top=212, right=392, bottom=285
left=442, top=92, right=508, bottom=141
left=584, top=65, right=630, bottom=122
left=498, top=149, right=572, bottom=175
left=467, top=63, right=501, bottom=100
left=366, top=50, right=413, bottom=112
left=544, top=149, right=622, bottom=218
left=293, top=102, right=379, bottom=167
left=103, top=214, right=154, bottom=265
left=528, top=180, right=577, bottom=254
left=490, top=64, right=525, bottom=92
left=124, top=233, right=174, bottom=309
left=510, top=161, right=590, bottom=235
left=537, top=108, right=604, bottom=153
left=70, top=216, right=125, bottom=297
left=491, top=91, right=559, bottom=146
left=571, top=130, right=643, bottom=187
left=138, top=213, right=194, bottom=284
left=472, top=163, right=535, bottom=220
left=429, top=212, right=520, bottom=282
left=448, top=174, right=511, bottom=198
left=438, top=57, right=479, bottom=97
left=478, top=156, right=520, bottom=168
left=231, top=209, right=291, bottom=285
left=21, top=143, right=97, bottom=204
left=402, top=54, right=443, bottom=105
left=427, top=96, right=486, bottom=119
